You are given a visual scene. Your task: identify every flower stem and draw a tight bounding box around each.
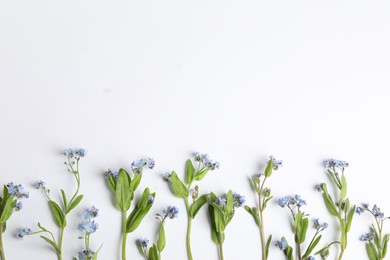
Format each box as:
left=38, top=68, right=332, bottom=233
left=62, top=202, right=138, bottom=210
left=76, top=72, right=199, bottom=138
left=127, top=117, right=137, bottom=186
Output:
left=58, top=227, right=64, bottom=260
left=258, top=177, right=268, bottom=260
left=184, top=197, right=193, bottom=260
left=218, top=234, right=224, bottom=260
left=121, top=210, right=128, bottom=260
left=0, top=223, right=5, bottom=260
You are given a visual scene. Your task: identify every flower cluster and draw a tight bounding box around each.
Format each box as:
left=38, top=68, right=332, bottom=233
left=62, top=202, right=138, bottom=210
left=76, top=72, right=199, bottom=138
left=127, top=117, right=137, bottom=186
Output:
left=270, top=155, right=283, bottom=170
left=136, top=238, right=150, bottom=248
left=233, top=192, right=245, bottom=208
left=74, top=248, right=95, bottom=260
left=360, top=232, right=376, bottom=242
left=356, top=203, right=385, bottom=219
left=104, top=168, right=118, bottom=179
left=277, top=194, right=306, bottom=208
left=131, top=158, right=155, bottom=174
left=323, top=159, right=349, bottom=171
left=274, top=238, right=287, bottom=250
left=161, top=172, right=171, bottom=182
left=6, top=182, right=29, bottom=199
left=77, top=207, right=99, bottom=234
left=16, top=227, right=32, bottom=240
left=193, top=152, right=220, bottom=170
left=163, top=206, right=179, bottom=219
left=64, top=148, right=88, bottom=158
left=313, top=218, right=328, bottom=231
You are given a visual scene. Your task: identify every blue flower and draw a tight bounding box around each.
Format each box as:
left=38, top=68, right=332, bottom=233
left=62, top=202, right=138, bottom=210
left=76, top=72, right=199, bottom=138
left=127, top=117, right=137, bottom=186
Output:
left=253, top=172, right=264, bottom=180
left=190, top=188, right=198, bottom=198
left=163, top=206, right=179, bottom=219
left=215, top=196, right=227, bottom=207
left=104, top=169, right=118, bottom=179
left=77, top=249, right=94, bottom=260
left=16, top=227, right=32, bottom=239
left=356, top=207, right=364, bottom=215
left=294, top=194, right=307, bottom=207
left=75, top=148, right=87, bottom=157
left=34, top=180, right=47, bottom=190
left=323, top=159, right=349, bottom=170
left=270, top=155, right=283, bottom=170
left=146, top=157, right=155, bottom=169
left=277, top=196, right=291, bottom=208
left=6, top=182, right=29, bottom=199
left=307, top=256, right=315, bottom=260
left=14, top=201, right=23, bottom=211
left=161, top=172, right=171, bottom=182
left=136, top=238, right=150, bottom=248
left=313, top=218, right=328, bottom=230
left=274, top=238, right=287, bottom=250
left=372, top=204, right=385, bottom=220
left=233, top=192, right=245, bottom=208
left=148, top=195, right=154, bottom=205
left=193, top=152, right=220, bottom=170
left=83, top=206, right=99, bottom=220
left=277, top=195, right=306, bottom=208
left=64, top=148, right=74, bottom=158
left=78, top=221, right=98, bottom=234
left=360, top=232, right=376, bottom=242
left=131, top=158, right=155, bottom=174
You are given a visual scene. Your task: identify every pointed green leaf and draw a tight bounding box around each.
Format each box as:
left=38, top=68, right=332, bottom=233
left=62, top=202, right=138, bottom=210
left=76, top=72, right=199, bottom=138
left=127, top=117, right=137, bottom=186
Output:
left=190, top=194, right=208, bottom=219
left=340, top=174, right=347, bottom=200
left=322, top=193, right=338, bottom=216
left=66, top=195, right=83, bottom=214
left=266, top=235, right=272, bottom=259
left=302, top=235, right=322, bottom=259
left=49, top=201, right=66, bottom=228
left=116, top=169, right=132, bottom=211
left=107, top=175, right=116, bottom=191
left=299, top=217, right=309, bottom=243
left=148, top=244, right=159, bottom=260
left=185, top=159, right=195, bottom=184
left=129, top=173, right=142, bottom=195
left=244, top=205, right=260, bottom=227
left=0, top=197, right=15, bottom=223
left=345, top=206, right=355, bottom=232
left=126, top=189, right=155, bottom=233
left=170, top=171, right=189, bottom=198
left=264, top=159, right=273, bottom=177
left=366, top=242, right=378, bottom=260
left=40, top=236, right=61, bottom=254
left=382, top=234, right=390, bottom=257
left=194, top=168, right=210, bottom=181
left=60, top=189, right=67, bottom=209
left=91, top=244, right=103, bottom=260
left=157, top=225, right=166, bottom=252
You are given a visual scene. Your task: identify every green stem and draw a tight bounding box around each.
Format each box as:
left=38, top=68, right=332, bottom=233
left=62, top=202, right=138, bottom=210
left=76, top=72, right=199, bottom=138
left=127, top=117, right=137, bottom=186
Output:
left=258, top=178, right=268, bottom=260
left=184, top=197, right=193, bottom=260
left=121, top=210, right=128, bottom=260
left=218, top=234, right=224, bottom=260
left=338, top=249, right=344, bottom=260
left=0, top=224, right=5, bottom=260
left=58, top=227, right=64, bottom=260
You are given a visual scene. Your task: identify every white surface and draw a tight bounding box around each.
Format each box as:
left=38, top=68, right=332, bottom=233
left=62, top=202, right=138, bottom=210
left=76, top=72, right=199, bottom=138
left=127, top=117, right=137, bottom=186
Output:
left=1, top=0, right=390, bottom=259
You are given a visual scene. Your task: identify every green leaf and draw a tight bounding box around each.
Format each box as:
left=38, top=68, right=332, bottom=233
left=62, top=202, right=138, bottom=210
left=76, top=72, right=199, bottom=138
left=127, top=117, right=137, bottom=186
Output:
left=91, top=244, right=103, bottom=260
left=208, top=202, right=219, bottom=245
left=157, top=225, right=166, bottom=252
left=264, top=159, right=273, bottom=177
left=194, top=168, right=210, bottom=181
left=66, top=195, right=83, bottom=214
left=190, top=194, right=208, bottom=219
left=0, top=197, right=15, bottom=223
left=129, top=173, right=142, bottom=195
left=340, top=174, right=347, bottom=200
left=286, top=245, right=294, bottom=260
left=299, top=217, right=309, bottom=243
left=185, top=159, right=195, bottom=184
left=107, top=175, right=116, bottom=191
left=302, top=235, right=321, bottom=259
left=294, top=211, right=302, bottom=236
left=49, top=201, right=66, bottom=228
left=366, top=242, right=378, bottom=260
left=116, top=169, right=132, bottom=211
left=170, top=171, right=189, bottom=198
left=126, top=189, right=155, bottom=233
left=244, top=205, right=260, bottom=227
left=322, top=192, right=338, bottom=216
left=345, top=206, right=355, bottom=232
left=262, top=196, right=273, bottom=211
left=266, top=235, right=272, bottom=259
left=60, top=189, right=67, bottom=209
left=340, top=219, right=347, bottom=250
left=382, top=234, right=390, bottom=257
left=148, top=244, right=159, bottom=260
left=40, top=236, right=61, bottom=254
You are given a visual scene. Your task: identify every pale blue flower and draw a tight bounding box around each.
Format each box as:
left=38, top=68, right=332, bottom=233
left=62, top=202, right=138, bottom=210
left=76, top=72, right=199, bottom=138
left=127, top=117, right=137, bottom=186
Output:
left=233, top=192, right=245, bottom=208
left=136, top=238, right=150, bottom=248
left=270, top=155, right=283, bottom=170
left=274, top=238, right=287, bottom=250
left=16, top=227, right=32, bottom=239
left=163, top=206, right=179, bottom=219
left=360, top=232, right=376, bottom=242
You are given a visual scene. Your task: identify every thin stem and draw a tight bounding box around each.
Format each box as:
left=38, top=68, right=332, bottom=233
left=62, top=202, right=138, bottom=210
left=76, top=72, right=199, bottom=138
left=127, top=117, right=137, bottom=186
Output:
left=121, top=210, right=128, bottom=260
left=184, top=197, right=193, bottom=260
left=0, top=224, right=5, bottom=260
left=158, top=219, right=166, bottom=259
left=218, top=234, right=224, bottom=260
left=58, top=227, right=64, bottom=260
left=258, top=177, right=268, bottom=260
left=295, top=234, right=302, bottom=260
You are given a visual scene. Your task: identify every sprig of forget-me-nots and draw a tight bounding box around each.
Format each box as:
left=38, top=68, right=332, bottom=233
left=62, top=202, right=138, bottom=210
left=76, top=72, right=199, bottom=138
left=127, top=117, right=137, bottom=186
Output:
left=208, top=190, right=245, bottom=260
left=104, top=158, right=156, bottom=260
left=17, top=148, right=87, bottom=260
left=245, top=155, right=282, bottom=260
left=315, top=160, right=355, bottom=260
left=135, top=205, right=179, bottom=260
left=0, top=182, right=29, bottom=260
left=356, top=203, right=390, bottom=260
left=161, top=153, right=220, bottom=260
left=275, top=194, right=327, bottom=260
left=73, top=206, right=102, bottom=260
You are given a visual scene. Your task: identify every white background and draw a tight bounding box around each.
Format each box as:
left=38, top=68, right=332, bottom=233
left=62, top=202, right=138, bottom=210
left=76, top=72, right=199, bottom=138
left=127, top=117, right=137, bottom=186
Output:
left=1, top=0, right=390, bottom=259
